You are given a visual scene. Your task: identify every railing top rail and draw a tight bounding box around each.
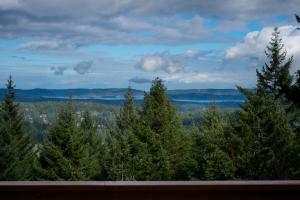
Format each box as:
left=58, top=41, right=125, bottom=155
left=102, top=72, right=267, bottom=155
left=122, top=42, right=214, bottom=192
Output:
left=1, top=180, right=300, bottom=185
left=0, top=181, right=300, bottom=191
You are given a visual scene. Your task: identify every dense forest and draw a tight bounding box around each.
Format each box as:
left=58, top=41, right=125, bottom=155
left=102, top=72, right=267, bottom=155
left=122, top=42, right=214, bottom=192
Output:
left=0, top=27, right=300, bottom=181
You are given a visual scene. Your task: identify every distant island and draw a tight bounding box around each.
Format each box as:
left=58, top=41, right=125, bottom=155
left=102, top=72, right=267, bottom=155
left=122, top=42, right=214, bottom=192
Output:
left=0, top=88, right=246, bottom=108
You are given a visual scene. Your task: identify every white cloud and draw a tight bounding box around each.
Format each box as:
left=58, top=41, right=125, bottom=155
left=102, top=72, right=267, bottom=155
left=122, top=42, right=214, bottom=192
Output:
left=112, top=16, right=154, bottom=31
left=1, top=1, right=300, bottom=46
left=163, top=72, right=238, bottom=84
left=0, top=0, right=20, bottom=9
left=136, top=51, right=185, bottom=73
left=225, top=25, right=300, bottom=71
left=17, top=40, right=75, bottom=51
left=184, top=50, right=202, bottom=58
left=136, top=50, right=205, bottom=74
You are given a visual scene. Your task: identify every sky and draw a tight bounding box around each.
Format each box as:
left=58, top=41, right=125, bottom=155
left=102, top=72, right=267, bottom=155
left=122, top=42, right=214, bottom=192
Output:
left=0, top=0, right=300, bottom=90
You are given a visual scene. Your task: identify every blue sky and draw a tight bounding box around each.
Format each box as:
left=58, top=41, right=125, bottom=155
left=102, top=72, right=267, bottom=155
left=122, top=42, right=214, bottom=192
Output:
left=0, top=0, right=300, bottom=89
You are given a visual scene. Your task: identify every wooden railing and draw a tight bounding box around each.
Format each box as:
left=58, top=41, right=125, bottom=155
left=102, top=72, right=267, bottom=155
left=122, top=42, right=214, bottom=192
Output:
left=0, top=181, right=300, bottom=200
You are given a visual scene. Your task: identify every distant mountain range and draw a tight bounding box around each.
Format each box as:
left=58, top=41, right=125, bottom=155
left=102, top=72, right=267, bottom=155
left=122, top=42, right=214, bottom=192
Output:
left=0, top=88, right=247, bottom=108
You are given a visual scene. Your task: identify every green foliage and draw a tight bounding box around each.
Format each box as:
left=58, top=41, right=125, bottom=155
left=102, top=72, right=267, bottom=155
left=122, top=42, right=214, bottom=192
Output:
left=250, top=26, right=300, bottom=178
left=103, top=87, right=152, bottom=180
left=80, top=111, right=105, bottom=180
left=34, top=100, right=97, bottom=180
left=140, top=78, right=193, bottom=180
left=103, top=130, right=136, bottom=180
left=116, top=87, right=139, bottom=130
left=1, top=41, right=299, bottom=181
left=256, top=27, right=293, bottom=98
left=192, top=105, right=236, bottom=180
left=235, top=90, right=294, bottom=179
left=0, top=76, right=34, bottom=180
left=289, top=70, right=300, bottom=108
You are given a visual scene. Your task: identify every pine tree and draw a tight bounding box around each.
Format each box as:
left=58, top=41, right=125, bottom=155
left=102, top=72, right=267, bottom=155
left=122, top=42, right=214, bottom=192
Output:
left=141, top=77, right=193, bottom=180
left=0, top=76, right=34, bottom=180
left=256, top=27, right=293, bottom=99
left=35, top=100, right=97, bottom=180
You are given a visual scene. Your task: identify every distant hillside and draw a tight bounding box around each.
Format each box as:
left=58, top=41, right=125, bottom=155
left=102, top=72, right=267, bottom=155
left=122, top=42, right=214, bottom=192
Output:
left=0, top=88, right=246, bottom=108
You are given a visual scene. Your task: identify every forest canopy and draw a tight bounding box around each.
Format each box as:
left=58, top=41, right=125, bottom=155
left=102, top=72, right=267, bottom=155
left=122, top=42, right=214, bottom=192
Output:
left=0, top=26, right=300, bottom=180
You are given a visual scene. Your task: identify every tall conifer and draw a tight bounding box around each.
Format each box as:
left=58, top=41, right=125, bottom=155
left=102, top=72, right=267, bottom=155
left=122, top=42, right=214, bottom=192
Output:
left=35, top=100, right=97, bottom=180
left=141, top=77, right=193, bottom=180
left=0, top=76, right=34, bottom=180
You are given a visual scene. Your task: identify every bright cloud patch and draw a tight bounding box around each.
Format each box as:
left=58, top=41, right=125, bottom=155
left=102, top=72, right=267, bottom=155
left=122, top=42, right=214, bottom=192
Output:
left=136, top=50, right=203, bottom=74
left=184, top=50, right=203, bottom=58
left=136, top=52, right=185, bottom=73
left=163, top=72, right=237, bottom=84
left=225, top=25, right=300, bottom=70
left=17, top=40, right=76, bottom=51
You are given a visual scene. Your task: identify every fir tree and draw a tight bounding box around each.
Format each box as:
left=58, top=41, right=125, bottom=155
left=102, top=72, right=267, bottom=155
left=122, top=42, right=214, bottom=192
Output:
left=235, top=88, right=294, bottom=179
left=35, top=100, right=97, bottom=180
left=104, top=87, right=150, bottom=180
left=285, top=15, right=300, bottom=108
left=141, top=77, right=193, bottom=180
left=256, top=27, right=293, bottom=99
left=116, top=87, right=139, bottom=130
left=0, top=76, right=34, bottom=180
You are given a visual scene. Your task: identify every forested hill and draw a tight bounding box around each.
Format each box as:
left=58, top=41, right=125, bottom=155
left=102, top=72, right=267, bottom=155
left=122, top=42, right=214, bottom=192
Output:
left=0, top=88, right=246, bottom=107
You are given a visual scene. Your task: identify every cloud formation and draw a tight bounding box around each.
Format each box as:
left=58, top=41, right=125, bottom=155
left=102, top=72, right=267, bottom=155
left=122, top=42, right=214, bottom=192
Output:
left=1, top=0, right=298, bottom=20
left=17, top=40, right=74, bottom=51
left=163, top=72, right=237, bottom=84
left=50, top=66, right=67, bottom=75
left=225, top=25, right=300, bottom=70
left=136, top=50, right=204, bottom=74
left=184, top=50, right=203, bottom=58
left=136, top=52, right=184, bottom=74
left=73, top=61, right=93, bottom=75
left=129, top=77, right=151, bottom=84
left=0, top=0, right=299, bottom=47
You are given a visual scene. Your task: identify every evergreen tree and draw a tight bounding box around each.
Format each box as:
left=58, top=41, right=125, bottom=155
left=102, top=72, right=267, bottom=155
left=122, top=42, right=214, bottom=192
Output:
left=0, top=76, right=34, bottom=180
left=80, top=111, right=105, bottom=180
left=284, top=15, right=300, bottom=109
left=289, top=70, right=300, bottom=108
left=141, top=77, right=193, bottom=180
left=256, top=27, right=293, bottom=99
left=104, top=87, right=150, bottom=180
left=235, top=88, right=294, bottom=179
left=35, top=100, right=97, bottom=180
left=255, top=21, right=300, bottom=178
left=81, top=111, right=98, bottom=153
left=103, top=130, right=135, bottom=180
left=116, top=87, right=139, bottom=130
left=192, top=105, right=236, bottom=180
